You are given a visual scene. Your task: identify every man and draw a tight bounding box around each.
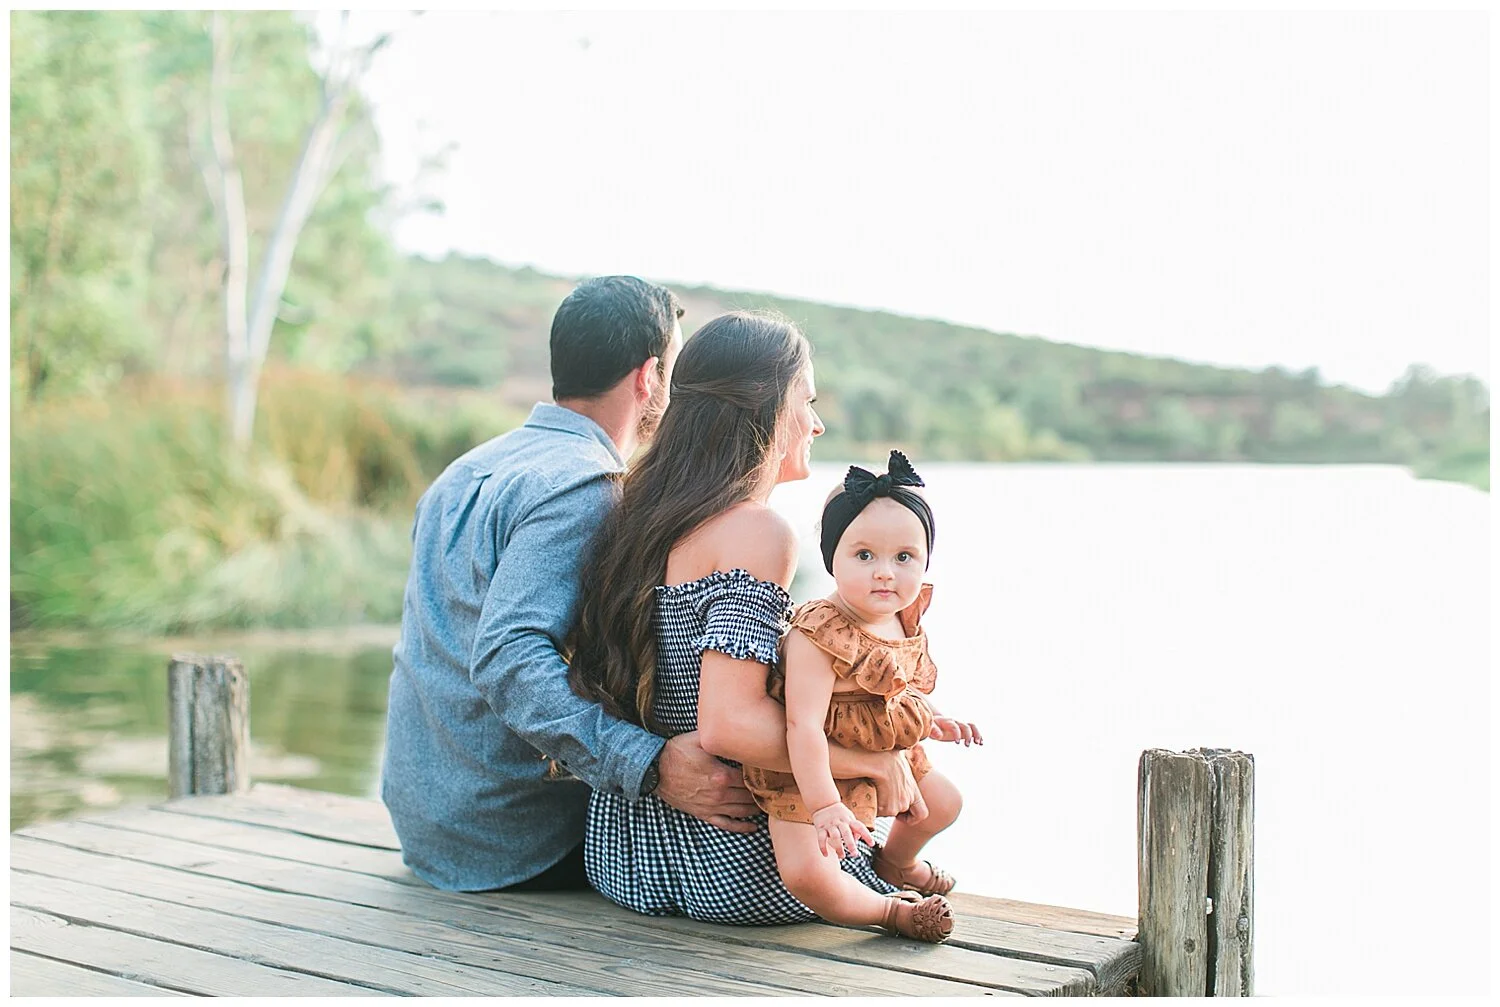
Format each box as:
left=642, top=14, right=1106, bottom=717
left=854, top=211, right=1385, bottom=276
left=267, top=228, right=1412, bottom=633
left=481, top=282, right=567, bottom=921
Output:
left=382, top=276, right=757, bottom=891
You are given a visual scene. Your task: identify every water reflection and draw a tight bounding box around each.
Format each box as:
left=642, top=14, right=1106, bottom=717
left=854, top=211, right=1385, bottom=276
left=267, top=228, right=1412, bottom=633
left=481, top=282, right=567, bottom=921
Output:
left=9, top=638, right=396, bottom=830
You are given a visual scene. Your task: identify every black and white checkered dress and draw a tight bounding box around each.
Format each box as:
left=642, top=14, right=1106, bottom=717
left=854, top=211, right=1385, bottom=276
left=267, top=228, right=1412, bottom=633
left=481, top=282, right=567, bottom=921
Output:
left=584, top=568, right=897, bottom=924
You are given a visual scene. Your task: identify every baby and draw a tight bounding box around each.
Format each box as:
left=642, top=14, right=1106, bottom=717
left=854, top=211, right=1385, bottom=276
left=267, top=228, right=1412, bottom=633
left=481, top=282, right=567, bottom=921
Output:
left=744, top=450, right=981, bottom=943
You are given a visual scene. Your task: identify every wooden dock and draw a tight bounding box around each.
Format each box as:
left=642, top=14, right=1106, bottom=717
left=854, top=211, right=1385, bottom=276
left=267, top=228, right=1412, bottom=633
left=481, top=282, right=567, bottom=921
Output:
left=12, top=658, right=1248, bottom=996
left=11, top=784, right=1142, bottom=997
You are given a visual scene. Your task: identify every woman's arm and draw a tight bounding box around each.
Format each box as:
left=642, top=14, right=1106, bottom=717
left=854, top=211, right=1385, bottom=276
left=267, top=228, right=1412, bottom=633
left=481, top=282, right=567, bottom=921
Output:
left=694, top=504, right=802, bottom=766
left=698, top=656, right=904, bottom=779
left=700, top=650, right=924, bottom=822
left=697, top=651, right=800, bottom=767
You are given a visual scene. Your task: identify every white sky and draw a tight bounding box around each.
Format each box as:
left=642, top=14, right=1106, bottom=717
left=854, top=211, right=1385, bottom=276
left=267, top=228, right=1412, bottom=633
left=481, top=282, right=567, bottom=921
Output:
left=356, top=10, right=1490, bottom=394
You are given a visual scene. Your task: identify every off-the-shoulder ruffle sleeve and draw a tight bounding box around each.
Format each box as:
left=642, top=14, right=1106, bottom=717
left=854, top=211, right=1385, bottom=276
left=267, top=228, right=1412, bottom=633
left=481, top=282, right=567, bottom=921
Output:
left=788, top=594, right=937, bottom=699
left=788, top=601, right=863, bottom=677
left=666, top=568, right=792, bottom=666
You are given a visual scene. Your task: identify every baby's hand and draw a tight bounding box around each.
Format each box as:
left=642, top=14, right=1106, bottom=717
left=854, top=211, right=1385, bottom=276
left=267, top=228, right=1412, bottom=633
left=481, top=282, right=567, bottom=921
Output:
left=929, top=717, right=984, bottom=747
left=810, top=802, right=875, bottom=859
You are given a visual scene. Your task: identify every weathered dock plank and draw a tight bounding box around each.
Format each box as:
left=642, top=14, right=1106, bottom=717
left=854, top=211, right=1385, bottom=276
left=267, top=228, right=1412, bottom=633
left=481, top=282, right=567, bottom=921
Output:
left=8, top=951, right=191, bottom=997
left=12, top=837, right=809, bottom=997
left=99, top=801, right=1128, bottom=996
left=590, top=903, right=1097, bottom=996
left=11, top=785, right=1144, bottom=997
left=164, top=788, right=1136, bottom=943
left=158, top=783, right=401, bottom=849
left=14, top=820, right=1002, bottom=997
left=11, top=905, right=380, bottom=996
left=946, top=893, right=1136, bottom=941
left=140, top=799, right=1121, bottom=996
left=9, top=868, right=598, bottom=997
left=151, top=795, right=1139, bottom=993
left=949, top=916, right=1141, bottom=995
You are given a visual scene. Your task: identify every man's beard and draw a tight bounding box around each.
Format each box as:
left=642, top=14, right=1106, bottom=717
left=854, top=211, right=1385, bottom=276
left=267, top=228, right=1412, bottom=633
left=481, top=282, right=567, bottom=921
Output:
left=635, top=378, right=669, bottom=444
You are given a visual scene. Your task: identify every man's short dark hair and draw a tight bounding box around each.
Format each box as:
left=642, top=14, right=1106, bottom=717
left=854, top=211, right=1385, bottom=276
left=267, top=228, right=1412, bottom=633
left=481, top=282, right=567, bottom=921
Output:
left=550, top=276, right=684, bottom=400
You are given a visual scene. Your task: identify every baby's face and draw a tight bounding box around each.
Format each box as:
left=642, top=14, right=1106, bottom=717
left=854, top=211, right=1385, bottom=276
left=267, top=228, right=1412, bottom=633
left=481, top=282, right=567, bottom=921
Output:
left=830, top=498, right=928, bottom=626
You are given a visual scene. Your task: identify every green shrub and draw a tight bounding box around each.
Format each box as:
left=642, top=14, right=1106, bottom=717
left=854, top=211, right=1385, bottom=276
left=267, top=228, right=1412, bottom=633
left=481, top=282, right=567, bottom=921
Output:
left=8, top=373, right=517, bottom=632
left=1416, top=446, right=1490, bottom=491
left=257, top=368, right=525, bottom=512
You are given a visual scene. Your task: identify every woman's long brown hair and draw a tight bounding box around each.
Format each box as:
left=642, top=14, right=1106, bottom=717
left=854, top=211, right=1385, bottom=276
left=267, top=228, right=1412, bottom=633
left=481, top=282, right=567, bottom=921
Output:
left=568, top=311, right=811, bottom=733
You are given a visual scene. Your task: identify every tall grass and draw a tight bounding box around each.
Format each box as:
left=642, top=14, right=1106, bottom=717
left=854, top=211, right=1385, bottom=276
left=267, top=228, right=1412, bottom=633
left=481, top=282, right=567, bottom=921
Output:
left=10, top=372, right=525, bottom=632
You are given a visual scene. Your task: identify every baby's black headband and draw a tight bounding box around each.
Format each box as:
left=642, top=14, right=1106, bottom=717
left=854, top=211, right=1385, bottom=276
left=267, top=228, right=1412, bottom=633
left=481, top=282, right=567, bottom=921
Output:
left=819, top=450, right=936, bottom=574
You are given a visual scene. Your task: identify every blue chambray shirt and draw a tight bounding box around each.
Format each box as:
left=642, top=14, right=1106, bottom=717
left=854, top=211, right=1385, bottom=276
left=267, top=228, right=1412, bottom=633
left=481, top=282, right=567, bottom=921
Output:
left=381, top=403, right=666, bottom=891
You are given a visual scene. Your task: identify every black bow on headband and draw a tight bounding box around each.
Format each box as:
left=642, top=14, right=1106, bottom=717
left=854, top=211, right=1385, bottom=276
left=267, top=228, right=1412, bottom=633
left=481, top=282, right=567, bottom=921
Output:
left=841, top=449, right=925, bottom=503
left=819, top=450, right=936, bottom=574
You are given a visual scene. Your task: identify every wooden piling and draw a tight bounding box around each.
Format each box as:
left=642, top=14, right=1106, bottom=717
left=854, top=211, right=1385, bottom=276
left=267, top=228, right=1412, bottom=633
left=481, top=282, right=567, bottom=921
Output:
left=1202, top=749, right=1254, bottom=996
left=1137, top=749, right=1211, bottom=996
left=167, top=654, right=250, bottom=798
left=1137, top=747, right=1254, bottom=997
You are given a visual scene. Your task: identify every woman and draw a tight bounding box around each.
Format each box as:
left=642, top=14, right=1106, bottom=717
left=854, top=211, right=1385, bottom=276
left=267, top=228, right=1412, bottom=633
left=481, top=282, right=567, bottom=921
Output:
left=568, top=310, right=931, bottom=931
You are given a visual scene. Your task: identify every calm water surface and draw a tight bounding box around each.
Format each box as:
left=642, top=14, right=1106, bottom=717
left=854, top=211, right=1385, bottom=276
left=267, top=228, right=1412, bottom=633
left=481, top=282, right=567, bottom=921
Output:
left=9, top=628, right=397, bottom=829
left=9, top=464, right=1490, bottom=995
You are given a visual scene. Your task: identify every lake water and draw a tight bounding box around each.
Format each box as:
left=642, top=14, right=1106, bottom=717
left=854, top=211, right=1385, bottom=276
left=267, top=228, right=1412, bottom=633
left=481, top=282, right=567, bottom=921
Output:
left=8, top=464, right=1491, bottom=995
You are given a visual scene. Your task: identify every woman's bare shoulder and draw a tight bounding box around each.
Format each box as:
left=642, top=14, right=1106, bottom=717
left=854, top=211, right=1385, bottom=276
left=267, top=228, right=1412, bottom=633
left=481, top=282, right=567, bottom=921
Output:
left=685, top=502, right=798, bottom=587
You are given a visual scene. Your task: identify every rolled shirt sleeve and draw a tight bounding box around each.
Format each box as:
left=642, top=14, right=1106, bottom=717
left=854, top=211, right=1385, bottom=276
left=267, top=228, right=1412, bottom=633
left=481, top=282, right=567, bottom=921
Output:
left=468, top=475, right=665, bottom=799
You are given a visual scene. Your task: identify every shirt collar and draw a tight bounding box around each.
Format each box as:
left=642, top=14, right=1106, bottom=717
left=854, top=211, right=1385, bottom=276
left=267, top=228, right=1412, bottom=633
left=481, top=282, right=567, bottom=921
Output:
left=523, top=402, right=626, bottom=467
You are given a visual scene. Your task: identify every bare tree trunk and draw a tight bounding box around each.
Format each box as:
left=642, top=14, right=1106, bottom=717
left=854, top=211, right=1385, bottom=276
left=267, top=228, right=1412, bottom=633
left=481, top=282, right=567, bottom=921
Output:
left=200, top=12, right=253, bottom=446
left=197, top=11, right=387, bottom=450
left=244, top=93, right=351, bottom=384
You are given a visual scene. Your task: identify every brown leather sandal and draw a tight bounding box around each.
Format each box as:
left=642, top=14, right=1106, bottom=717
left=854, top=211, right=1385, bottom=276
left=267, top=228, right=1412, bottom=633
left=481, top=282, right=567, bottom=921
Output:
left=874, top=850, right=958, bottom=897
left=881, top=891, right=954, bottom=943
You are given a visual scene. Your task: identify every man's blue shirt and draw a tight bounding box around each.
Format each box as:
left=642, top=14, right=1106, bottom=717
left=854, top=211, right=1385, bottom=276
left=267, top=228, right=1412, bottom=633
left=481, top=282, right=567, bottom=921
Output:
left=381, top=402, right=665, bottom=891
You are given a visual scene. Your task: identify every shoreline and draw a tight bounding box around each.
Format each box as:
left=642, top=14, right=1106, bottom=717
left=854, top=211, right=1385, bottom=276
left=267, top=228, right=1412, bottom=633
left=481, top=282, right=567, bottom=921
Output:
left=7, top=623, right=402, bottom=656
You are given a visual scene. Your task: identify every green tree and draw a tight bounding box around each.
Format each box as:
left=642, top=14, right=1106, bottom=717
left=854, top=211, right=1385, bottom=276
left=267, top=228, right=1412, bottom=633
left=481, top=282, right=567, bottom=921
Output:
left=193, top=11, right=396, bottom=447
left=1152, top=396, right=1210, bottom=458
left=9, top=11, right=403, bottom=405
left=1269, top=401, right=1325, bottom=449
left=9, top=12, right=158, bottom=401
left=1015, top=365, right=1081, bottom=433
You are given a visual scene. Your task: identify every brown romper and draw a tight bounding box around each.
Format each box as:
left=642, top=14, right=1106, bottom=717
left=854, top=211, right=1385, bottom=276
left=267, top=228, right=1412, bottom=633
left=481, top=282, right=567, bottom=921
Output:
left=744, top=584, right=938, bottom=829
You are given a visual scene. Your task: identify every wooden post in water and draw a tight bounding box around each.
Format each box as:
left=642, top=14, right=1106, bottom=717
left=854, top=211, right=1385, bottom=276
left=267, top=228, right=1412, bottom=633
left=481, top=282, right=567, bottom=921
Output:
left=167, top=654, right=250, bottom=798
left=1203, top=749, right=1254, bottom=996
left=1137, top=749, right=1211, bottom=996
left=1137, top=748, right=1255, bottom=996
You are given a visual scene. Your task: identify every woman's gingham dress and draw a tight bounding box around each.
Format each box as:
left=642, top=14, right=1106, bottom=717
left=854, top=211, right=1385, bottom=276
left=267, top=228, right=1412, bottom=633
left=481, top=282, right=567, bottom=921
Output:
left=584, top=568, right=897, bottom=924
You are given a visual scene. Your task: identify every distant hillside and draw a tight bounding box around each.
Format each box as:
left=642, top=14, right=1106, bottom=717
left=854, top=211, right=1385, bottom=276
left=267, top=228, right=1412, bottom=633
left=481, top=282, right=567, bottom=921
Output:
left=363, top=253, right=1488, bottom=486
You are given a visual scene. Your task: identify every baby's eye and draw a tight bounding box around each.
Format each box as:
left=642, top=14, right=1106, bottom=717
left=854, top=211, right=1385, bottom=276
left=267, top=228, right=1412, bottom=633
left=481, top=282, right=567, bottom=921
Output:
left=855, top=549, right=873, bottom=561
left=897, top=551, right=913, bottom=562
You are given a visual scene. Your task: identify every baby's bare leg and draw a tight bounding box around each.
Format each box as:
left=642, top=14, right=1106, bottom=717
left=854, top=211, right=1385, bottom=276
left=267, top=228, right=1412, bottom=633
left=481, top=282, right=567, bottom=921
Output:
left=879, top=769, right=963, bottom=873
left=768, top=818, right=892, bottom=927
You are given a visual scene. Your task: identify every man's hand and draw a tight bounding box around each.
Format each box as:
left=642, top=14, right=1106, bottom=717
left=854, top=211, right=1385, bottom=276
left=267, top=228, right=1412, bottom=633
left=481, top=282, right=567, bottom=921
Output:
left=653, top=731, right=761, bottom=833
left=929, top=717, right=984, bottom=747
left=870, top=750, right=928, bottom=824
